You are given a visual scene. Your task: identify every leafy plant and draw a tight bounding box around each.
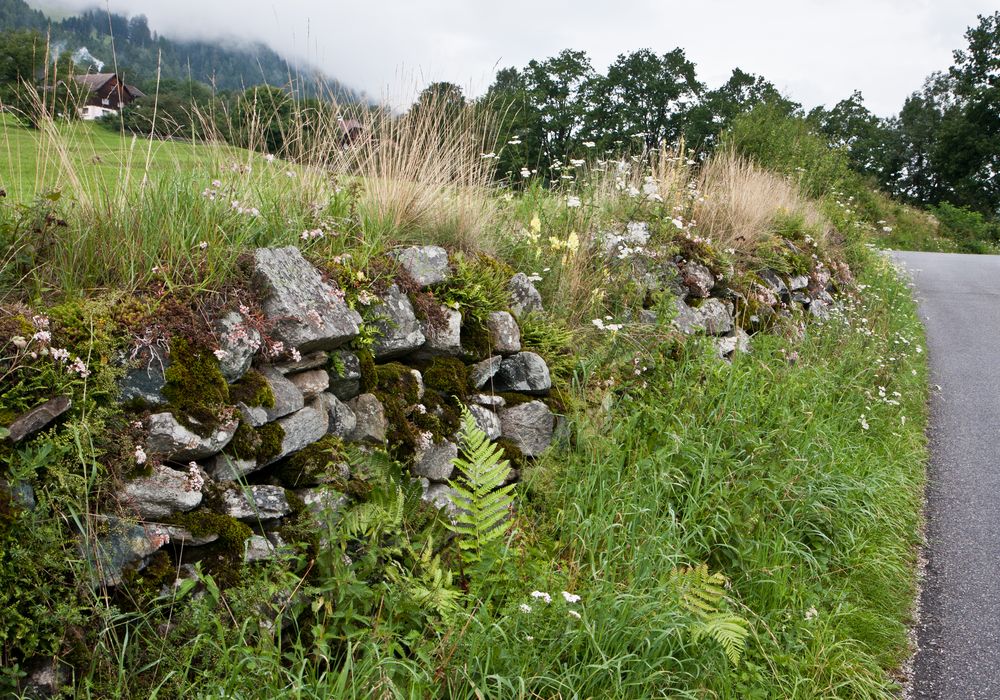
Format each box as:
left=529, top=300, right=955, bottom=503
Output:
left=669, top=564, right=749, bottom=666
left=447, top=406, right=517, bottom=565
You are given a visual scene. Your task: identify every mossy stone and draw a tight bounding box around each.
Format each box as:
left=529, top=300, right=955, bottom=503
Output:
left=272, top=435, right=349, bottom=488
left=162, top=338, right=230, bottom=437
left=229, top=369, right=275, bottom=409
left=423, top=356, right=470, bottom=397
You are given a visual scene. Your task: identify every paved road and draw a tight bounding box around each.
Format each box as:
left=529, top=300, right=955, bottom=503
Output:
left=893, top=251, right=1000, bottom=699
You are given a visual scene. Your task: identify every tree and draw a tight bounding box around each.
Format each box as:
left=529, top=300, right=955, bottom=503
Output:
left=584, top=48, right=702, bottom=152
left=683, top=68, right=796, bottom=149
left=807, top=91, right=897, bottom=186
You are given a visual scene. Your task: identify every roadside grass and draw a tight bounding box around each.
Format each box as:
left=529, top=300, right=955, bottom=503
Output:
left=0, top=100, right=929, bottom=698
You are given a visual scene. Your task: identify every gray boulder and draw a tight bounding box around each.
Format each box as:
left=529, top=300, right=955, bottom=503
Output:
left=296, top=486, right=350, bottom=520
left=318, top=392, right=358, bottom=439
left=214, top=312, right=260, bottom=383
left=327, top=349, right=362, bottom=400
left=420, top=479, right=460, bottom=516
left=263, top=399, right=329, bottom=466
left=810, top=299, right=832, bottom=320
left=346, top=394, right=387, bottom=444
left=219, top=484, right=291, bottom=522
left=8, top=395, right=72, bottom=444
left=789, top=274, right=810, bottom=292
left=413, top=441, right=458, bottom=482
left=288, top=369, right=330, bottom=398
left=251, top=246, right=361, bottom=352
left=260, top=366, right=304, bottom=422
left=671, top=298, right=734, bottom=336
left=207, top=453, right=259, bottom=481
left=273, top=350, right=328, bottom=374
left=682, top=261, right=715, bottom=298
left=83, top=517, right=173, bottom=588
left=469, top=404, right=502, bottom=441
left=715, top=328, right=751, bottom=358
left=508, top=273, right=544, bottom=318
left=367, top=284, right=425, bottom=360
left=470, top=356, right=503, bottom=390
left=146, top=412, right=237, bottom=462
left=119, top=347, right=168, bottom=406
left=500, top=401, right=555, bottom=457
left=417, top=306, right=463, bottom=358
left=393, top=245, right=451, bottom=287
left=123, top=464, right=203, bottom=519
left=471, top=393, right=505, bottom=408
left=236, top=402, right=268, bottom=428
left=758, top=269, right=789, bottom=298
left=488, top=311, right=521, bottom=355
left=493, top=352, right=551, bottom=395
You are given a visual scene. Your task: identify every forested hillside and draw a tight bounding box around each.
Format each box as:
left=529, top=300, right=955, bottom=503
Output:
left=0, top=0, right=358, bottom=100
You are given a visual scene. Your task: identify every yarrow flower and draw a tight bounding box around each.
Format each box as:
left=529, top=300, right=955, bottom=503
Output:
left=566, top=195, right=582, bottom=208
left=562, top=591, right=581, bottom=603
left=530, top=591, right=552, bottom=604
left=568, top=610, right=582, bottom=619
left=519, top=603, right=532, bottom=613
left=134, top=446, right=147, bottom=465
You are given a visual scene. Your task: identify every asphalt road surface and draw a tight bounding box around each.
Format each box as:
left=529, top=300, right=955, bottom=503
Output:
left=893, top=251, right=1000, bottom=699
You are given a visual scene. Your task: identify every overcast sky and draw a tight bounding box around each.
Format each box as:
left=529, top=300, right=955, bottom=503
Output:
left=31, top=0, right=998, bottom=116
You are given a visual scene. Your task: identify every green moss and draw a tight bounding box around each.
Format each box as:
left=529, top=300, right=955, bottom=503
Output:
left=460, top=317, right=491, bottom=360
left=162, top=338, right=230, bottom=437
left=495, top=392, right=536, bottom=408
left=495, top=438, right=527, bottom=472
left=224, top=421, right=285, bottom=464
left=357, top=349, right=377, bottom=393
left=373, top=362, right=422, bottom=406
left=229, top=369, right=274, bottom=409
left=272, top=435, right=348, bottom=488
left=167, top=509, right=252, bottom=589
left=423, top=357, right=471, bottom=397
left=119, top=550, right=175, bottom=604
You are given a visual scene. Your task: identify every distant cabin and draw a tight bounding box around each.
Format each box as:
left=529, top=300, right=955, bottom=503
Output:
left=73, top=73, right=144, bottom=120
left=339, top=118, right=363, bottom=147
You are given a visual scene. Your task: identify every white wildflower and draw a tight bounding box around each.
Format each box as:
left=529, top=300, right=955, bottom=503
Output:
left=519, top=603, right=532, bottom=613
left=568, top=610, right=582, bottom=619
left=566, top=196, right=582, bottom=208
left=562, top=591, right=581, bottom=603
left=134, top=446, right=147, bottom=465
left=530, top=591, right=552, bottom=604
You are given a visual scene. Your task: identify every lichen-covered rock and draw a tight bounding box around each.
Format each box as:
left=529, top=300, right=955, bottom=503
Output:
left=493, top=352, right=551, bottom=395
left=251, top=246, right=361, bottom=352
left=417, top=306, right=463, bottom=358
left=146, top=412, right=237, bottom=461
left=319, top=392, right=357, bottom=439
left=420, top=479, right=460, bottom=516
left=158, top=524, right=219, bottom=547
left=600, top=221, right=651, bottom=257
left=508, top=273, right=543, bottom=318
left=810, top=298, right=832, bottom=320
left=346, top=393, right=387, bottom=444
left=264, top=399, right=329, bottom=466
left=488, top=311, right=521, bottom=355
left=220, top=484, right=291, bottom=521
left=413, top=441, right=458, bottom=482
left=8, top=395, right=72, bottom=444
left=244, top=535, right=278, bottom=563
left=296, top=486, right=350, bottom=520
left=393, top=245, right=451, bottom=287
left=471, top=393, right=505, bottom=408
left=260, top=366, right=304, bottom=422
left=207, top=452, right=259, bottom=481
left=123, top=464, right=203, bottom=519
left=682, top=261, right=715, bottom=298
left=500, top=401, right=555, bottom=457
left=83, top=517, right=172, bottom=587
left=470, top=356, right=503, bottom=390
left=327, top=349, right=361, bottom=400
left=237, top=402, right=268, bottom=428
left=671, top=298, right=734, bottom=336
left=288, top=369, right=329, bottom=398
left=214, top=312, right=260, bottom=383
left=274, top=350, right=328, bottom=374
left=469, top=404, right=502, bottom=441
left=119, top=347, right=169, bottom=406
left=698, top=299, right=734, bottom=335
left=715, top=328, right=751, bottom=358
left=758, top=269, right=789, bottom=298
left=789, top=274, right=810, bottom=292
left=366, top=284, right=426, bottom=360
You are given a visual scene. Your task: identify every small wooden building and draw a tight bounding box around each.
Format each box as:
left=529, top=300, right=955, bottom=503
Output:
left=73, top=73, right=144, bottom=112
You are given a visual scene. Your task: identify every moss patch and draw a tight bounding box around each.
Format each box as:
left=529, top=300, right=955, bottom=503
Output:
left=423, top=356, right=470, bottom=397
left=460, top=317, right=491, bottom=360
left=495, top=438, right=527, bottom=472
left=167, top=509, right=252, bottom=589
left=224, top=421, right=285, bottom=464
left=373, top=362, right=423, bottom=406
left=229, top=369, right=274, bottom=409
left=162, top=338, right=230, bottom=437
left=271, top=435, right=348, bottom=488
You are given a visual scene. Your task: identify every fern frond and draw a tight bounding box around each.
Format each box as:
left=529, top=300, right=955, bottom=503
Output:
left=691, top=614, right=749, bottom=666
left=447, top=405, right=516, bottom=564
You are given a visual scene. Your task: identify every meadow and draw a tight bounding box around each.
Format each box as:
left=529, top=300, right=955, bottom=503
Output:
left=0, top=98, right=929, bottom=698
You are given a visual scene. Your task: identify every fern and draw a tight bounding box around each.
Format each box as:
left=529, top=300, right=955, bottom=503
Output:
left=447, top=406, right=516, bottom=564
left=338, top=485, right=404, bottom=540
left=669, top=564, right=749, bottom=666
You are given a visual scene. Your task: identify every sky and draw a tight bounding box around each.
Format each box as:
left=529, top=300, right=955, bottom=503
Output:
left=32, top=0, right=999, bottom=116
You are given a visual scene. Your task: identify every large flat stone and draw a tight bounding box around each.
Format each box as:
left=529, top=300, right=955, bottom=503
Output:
left=500, top=401, right=555, bottom=457
left=260, top=366, right=304, bottom=421
left=251, top=246, right=361, bottom=352
left=8, top=395, right=72, bottom=443
left=412, top=441, right=458, bottom=482
left=393, top=245, right=450, bottom=287
left=123, top=464, right=203, bottom=520
left=263, top=399, right=329, bottom=466
left=366, top=284, right=425, bottom=359
left=146, top=412, right=237, bottom=462
left=215, top=311, right=260, bottom=383
left=492, top=352, right=551, bottom=394
left=219, top=484, right=291, bottom=522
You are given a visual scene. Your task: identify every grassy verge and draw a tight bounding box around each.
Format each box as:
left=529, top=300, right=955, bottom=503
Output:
left=0, top=103, right=928, bottom=698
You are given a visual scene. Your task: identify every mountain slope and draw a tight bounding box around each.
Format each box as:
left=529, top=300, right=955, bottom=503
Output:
left=0, top=0, right=359, bottom=101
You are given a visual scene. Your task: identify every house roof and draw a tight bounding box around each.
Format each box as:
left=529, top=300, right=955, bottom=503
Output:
left=72, top=73, right=145, bottom=99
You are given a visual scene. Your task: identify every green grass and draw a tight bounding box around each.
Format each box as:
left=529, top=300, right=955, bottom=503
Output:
left=0, top=105, right=929, bottom=698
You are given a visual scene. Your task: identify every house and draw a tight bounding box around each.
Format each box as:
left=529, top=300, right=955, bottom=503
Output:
left=338, top=118, right=363, bottom=147
left=72, top=73, right=144, bottom=120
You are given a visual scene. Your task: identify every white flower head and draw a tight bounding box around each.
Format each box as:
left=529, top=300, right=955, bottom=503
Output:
left=566, top=195, right=582, bottom=208
left=568, top=610, right=582, bottom=619
left=134, top=446, right=147, bottom=465
left=562, top=591, right=581, bottom=603
left=519, top=603, right=532, bottom=613
left=530, top=591, right=552, bottom=604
